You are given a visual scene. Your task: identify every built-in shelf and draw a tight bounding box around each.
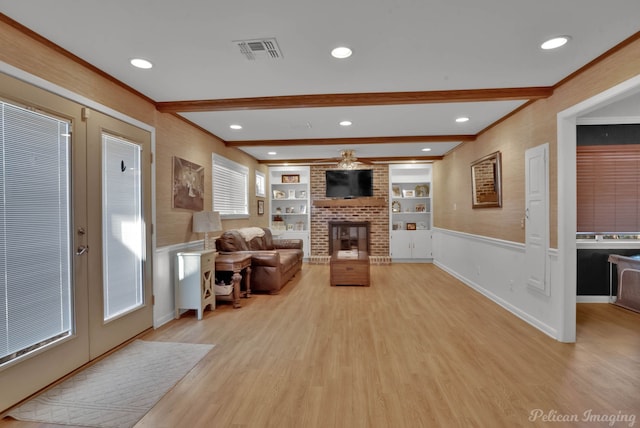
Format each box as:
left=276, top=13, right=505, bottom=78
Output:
left=313, top=197, right=387, bottom=208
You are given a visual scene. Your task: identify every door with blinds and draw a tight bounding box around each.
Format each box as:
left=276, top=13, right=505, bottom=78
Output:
left=0, top=73, right=153, bottom=411
left=86, top=110, right=153, bottom=359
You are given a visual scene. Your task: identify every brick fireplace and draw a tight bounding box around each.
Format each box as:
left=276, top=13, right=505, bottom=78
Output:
left=309, top=165, right=390, bottom=263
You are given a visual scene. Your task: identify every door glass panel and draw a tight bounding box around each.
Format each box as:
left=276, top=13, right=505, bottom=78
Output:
left=0, top=102, right=72, bottom=364
left=102, top=134, right=143, bottom=321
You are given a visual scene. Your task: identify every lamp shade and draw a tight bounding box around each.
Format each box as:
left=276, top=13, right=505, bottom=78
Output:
left=192, top=211, right=222, bottom=234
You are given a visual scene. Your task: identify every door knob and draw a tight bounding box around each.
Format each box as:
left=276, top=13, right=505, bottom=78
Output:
left=76, top=245, right=89, bottom=256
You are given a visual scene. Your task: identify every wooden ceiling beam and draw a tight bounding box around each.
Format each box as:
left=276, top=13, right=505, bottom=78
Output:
left=226, top=134, right=476, bottom=147
left=156, top=87, right=553, bottom=113
left=257, top=155, right=444, bottom=164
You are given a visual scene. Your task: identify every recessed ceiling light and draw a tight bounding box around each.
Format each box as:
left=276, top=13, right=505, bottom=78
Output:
left=130, top=58, right=153, bottom=69
left=267, top=151, right=277, bottom=155
left=541, top=36, right=571, bottom=50
left=331, top=46, right=352, bottom=59
left=339, top=120, right=352, bottom=127
left=229, top=124, right=243, bottom=130
left=421, top=148, right=432, bottom=152
left=455, top=117, right=470, bottom=123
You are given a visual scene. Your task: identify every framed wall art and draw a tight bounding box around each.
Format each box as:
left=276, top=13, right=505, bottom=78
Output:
left=172, top=156, right=204, bottom=210
left=471, top=151, right=502, bottom=208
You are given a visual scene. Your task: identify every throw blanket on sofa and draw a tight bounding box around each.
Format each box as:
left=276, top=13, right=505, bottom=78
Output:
left=237, top=227, right=265, bottom=242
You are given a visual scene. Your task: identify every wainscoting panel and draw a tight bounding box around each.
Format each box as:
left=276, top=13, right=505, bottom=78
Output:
left=433, top=228, right=561, bottom=339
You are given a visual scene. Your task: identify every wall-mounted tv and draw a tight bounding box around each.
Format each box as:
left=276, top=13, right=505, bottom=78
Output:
left=325, top=169, right=373, bottom=199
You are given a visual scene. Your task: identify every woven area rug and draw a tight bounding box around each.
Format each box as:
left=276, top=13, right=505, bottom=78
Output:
left=8, top=340, right=214, bottom=428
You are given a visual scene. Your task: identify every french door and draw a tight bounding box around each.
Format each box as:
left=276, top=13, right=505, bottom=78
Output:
left=86, top=110, right=153, bottom=359
left=0, top=73, right=152, bottom=410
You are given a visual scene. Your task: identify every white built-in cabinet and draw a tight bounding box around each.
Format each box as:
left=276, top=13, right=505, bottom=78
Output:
left=389, top=164, right=433, bottom=261
left=269, top=166, right=311, bottom=259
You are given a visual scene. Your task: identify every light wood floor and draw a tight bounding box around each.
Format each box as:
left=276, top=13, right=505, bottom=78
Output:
left=2, top=263, right=639, bottom=427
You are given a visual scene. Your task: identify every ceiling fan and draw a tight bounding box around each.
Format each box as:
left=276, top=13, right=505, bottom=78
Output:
left=320, top=149, right=372, bottom=169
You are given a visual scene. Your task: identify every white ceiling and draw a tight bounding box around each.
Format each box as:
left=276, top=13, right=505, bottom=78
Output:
left=1, top=1, right=639, bottom=163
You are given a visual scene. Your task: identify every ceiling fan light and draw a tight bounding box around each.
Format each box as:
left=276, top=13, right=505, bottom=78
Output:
left=541, top=36, right=571, bottom=50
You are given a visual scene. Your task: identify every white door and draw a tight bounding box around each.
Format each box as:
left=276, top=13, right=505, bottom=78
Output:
left=525, top=144, right=550, bottom=295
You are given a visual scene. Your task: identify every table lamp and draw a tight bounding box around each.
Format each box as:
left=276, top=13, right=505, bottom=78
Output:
left=192, top=211, right=222, bottom=250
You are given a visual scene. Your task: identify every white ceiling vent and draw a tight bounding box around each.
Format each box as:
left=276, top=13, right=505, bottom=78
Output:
left=235, top=38, right=283, bottom=60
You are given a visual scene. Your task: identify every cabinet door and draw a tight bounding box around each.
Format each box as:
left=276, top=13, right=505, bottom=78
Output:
left=411, top=230, right=432, bottom=258
left=390, top=231, right=413, bottom=258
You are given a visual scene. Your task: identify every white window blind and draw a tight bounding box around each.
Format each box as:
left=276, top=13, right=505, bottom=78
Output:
left=0, top=102, right=72, bottom=365
left=212, top=154, right=248, bottom=217
left=102, top=134, right=144, bottom=321
left=577, top=144, right=640, bottom=233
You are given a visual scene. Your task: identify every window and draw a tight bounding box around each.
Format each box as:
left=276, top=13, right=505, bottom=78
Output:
left=212, top=154, right=248, bottom=218
left=102, top=134, right=144, bottom=321
left=0, top=101, right=72, bottom=365
left=577, top=144, right=640, bottom=233
left=255, top=171, right=266, bottom=197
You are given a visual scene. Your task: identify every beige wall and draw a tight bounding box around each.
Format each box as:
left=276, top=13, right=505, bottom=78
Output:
left=0, top=21, right=268, bottom=248
left=434, top=36, right=640, bottom=248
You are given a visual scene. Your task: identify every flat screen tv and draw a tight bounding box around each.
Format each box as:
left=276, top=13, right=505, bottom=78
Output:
left=325, top=169, right=373, bottom=199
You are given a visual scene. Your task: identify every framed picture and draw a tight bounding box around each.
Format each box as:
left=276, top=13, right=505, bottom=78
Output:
left=392, top=221, right=404, bottom=230
left=392, top=186, right=401, bottom=197
left=298, top=190, right=307, bottom=199
left=273, top=189, right=286, bottom=199
left=257, top=199, right=264, bottom=215
left=471, top=151, right=502, bottom=208
left=406, top=222, right=417, bottom=230
left=415, top=203, right=426, bottom=212
left=402, top=189, right=415, bottom=198
left=282, top=174, right=300, bottom=183
left=172, top=156, right=204, bottom=210
left=414, top=184, right=430, bottom=197
left=288, top=189, right=296, bottom=199
left=300, top=204, right=307, bottom=214
left=287, top=223, right=294, bottom=231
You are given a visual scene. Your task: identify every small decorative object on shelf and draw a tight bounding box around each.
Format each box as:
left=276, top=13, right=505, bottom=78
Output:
left=392, top=186, right=401, bottom=197
left=414, top=184, right=430, bottom=197
left=406, top=222, right=417, bottom=230
left=288, top=189, right=296, bottom=199
left=415, top=203, right=426, bottom=212
left=392, top=221, right=403, bottom=230
left=273, top=189, right=286, bottom=199
left=402, top=189, right=415, bottom=198
left=281, top=174, right=300, bottom=183
left=298, top=190, right=306, bottom=198
left=392, top=200, right=401, bottom=212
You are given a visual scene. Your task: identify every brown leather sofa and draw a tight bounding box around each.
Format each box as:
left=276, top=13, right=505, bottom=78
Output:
left=215, top=227, right=303, bottom=294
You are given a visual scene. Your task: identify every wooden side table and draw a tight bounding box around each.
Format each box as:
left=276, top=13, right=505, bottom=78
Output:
left=215, top=253, right=252, bottom=308
left=330, top=250, right=370, bottom=286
